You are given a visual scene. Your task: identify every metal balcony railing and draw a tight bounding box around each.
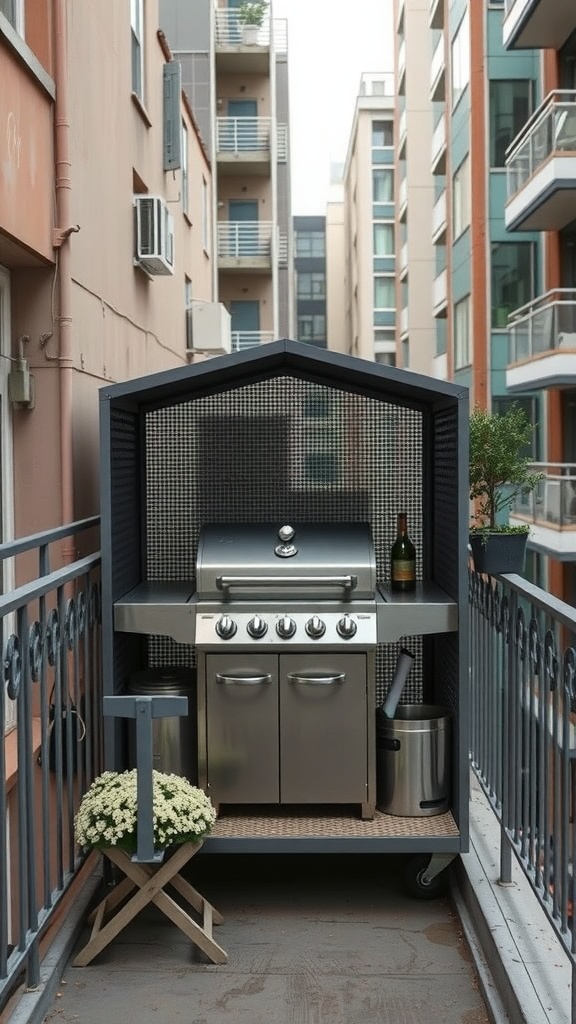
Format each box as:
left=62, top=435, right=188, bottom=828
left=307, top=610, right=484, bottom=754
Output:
left=469, top=569, right=576, bottom=1020
left=506, top=90, right=576, bottom=199
left=216, top=117, right=272, bottom=154
left=0, top=519, right=102, bottom=1010
left=217, top=221, right=274, bottom=259
left=508, top=290, right=576, bottom=363
left=511, top=463, right=576, bottom=527
left=231, top=331, right=275, bottom=352
left=214, top=9, right=271, bottom=47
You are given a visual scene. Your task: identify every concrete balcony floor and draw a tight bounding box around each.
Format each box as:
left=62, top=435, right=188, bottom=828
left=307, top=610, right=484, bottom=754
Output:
left=14, top=774, right=569, bottom=1024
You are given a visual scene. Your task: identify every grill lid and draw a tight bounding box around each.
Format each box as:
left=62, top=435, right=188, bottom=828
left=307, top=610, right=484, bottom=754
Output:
left=196, top=522, right=376, bottom=601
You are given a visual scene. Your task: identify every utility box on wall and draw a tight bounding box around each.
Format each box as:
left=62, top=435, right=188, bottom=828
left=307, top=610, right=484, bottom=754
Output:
left=99, top=340, right=469, bottom=862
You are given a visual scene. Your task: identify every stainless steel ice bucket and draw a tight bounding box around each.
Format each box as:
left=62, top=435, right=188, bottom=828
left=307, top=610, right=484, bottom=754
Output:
left=376, top=704, right=451, bottom=817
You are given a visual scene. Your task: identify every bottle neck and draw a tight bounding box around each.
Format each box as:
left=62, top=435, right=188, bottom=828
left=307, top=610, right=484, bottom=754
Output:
left=397, top=513, right=408, bottom=536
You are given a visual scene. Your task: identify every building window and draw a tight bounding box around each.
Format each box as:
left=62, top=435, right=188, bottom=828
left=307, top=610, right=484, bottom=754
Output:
left=305, top=452, right=340, bottom=484
left=372, top=120, right=393, bottom=148
left=297, top=272, right=326, bottom=300
left=374, top=276, right=395, bottom=309
left=0, top=0, right=22, bottom=31
left=304, top=392, right=331, bottom=418
left=131, top=0, right=145, bottom=100
left=182, top=121, right=189, bottom=217
left=451, top=8, right=470, bottom=109
left=298, top=315, right=326, bottom=341
left=491, top=242, right=535, bottom=326
left=373, top=168, right=394, bottom=203
left=295, top=231, right=325, bottom=257
left=489, top=80, right=532, bottom=167
left=454, top=295, right=471, bottom=369
left=492, top=397, right=538, bottom=457
left=373, top=222, right=395, bottom=257
left=453, top=156, right=470, bottom=239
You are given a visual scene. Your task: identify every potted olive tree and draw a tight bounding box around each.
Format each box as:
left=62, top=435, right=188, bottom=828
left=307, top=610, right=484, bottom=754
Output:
left=469, top=404, right=544, bottom=575
left=238, top=1, right=268, bottom=44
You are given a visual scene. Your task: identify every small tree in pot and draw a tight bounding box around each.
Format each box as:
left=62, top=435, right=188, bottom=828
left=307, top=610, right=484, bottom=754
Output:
left=469, top=403, right=544, bottom=575
left=238, top=1, right=268, bottom=41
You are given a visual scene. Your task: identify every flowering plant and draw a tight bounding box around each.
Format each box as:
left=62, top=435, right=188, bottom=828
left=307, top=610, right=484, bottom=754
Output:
left=74, top=770, right=217, bottom=853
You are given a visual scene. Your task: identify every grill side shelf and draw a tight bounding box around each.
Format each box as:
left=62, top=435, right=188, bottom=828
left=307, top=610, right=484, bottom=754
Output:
left=377, top=584, right=458, bottom=642
left=114, top=581, right=197, bottom=643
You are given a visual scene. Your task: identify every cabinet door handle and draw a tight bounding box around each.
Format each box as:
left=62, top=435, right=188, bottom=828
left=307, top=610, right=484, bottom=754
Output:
left=287, top=673, right=346, bottom=686
left=215, top=673, right=272, bottom=686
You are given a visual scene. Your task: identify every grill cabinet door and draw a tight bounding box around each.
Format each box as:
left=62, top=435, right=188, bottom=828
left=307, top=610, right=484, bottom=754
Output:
left=205, top=654, right=279, bottom=804
left=279, top=654, right=367, bottom=804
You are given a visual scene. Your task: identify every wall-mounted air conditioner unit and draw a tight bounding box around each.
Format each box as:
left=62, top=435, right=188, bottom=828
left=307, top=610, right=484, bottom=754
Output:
left=134, top=196, right=174, bottom=275
left=186, top=301, right=231, bottom=355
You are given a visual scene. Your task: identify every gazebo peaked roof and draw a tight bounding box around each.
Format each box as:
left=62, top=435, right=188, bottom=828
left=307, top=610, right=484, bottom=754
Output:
left=99, top=339, right=468, bottom=412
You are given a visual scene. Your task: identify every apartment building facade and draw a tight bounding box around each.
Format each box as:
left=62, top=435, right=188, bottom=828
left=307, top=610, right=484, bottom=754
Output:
left=502, top=0, right=576, bottom=605
left=395, top=0, right=437, bottom=376
left=161, top=0, right=293, bottom=353
left=327, top=73, right=397, bottom=363
left=293, top=216, right=327, bottom=348
left=0, top=0, right=219, bottom=551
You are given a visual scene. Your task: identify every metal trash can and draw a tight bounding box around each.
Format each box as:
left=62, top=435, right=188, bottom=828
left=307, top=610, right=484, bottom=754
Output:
left=376, top=704, right=451, bottom=817
left=126, top=667, right=197, bottom=781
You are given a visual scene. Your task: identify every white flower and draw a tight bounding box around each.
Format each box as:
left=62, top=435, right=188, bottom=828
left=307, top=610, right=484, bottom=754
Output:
left=74, top=770, right=216, bottom=852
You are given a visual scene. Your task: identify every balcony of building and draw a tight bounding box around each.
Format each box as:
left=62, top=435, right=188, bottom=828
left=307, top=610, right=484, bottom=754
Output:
left=510, top=462, right=576, bottom=558
left=399, top=304, right=409, bottom=339
left=216, top=117, right=273, bottom=176
left=429, top=0, right=444, bottom=30
left=399, top=240, right=409, bottom=281
left=217, top=221, right=276, bottom=273
left=505, top=91, right=576, bottom=232
left=214, top=8, right=271, bottom=73
left=231, top=330, right=275, bottom=352
left=398, top=39, right=406, bottom=97
left=433, top=268, right=448, bottom=317
left=430, top=35, right=446, bottom=103
left=506, top=289, right=576, bottom=391
left=398, top=175, right=408, bottom=223
left=503, top=0, right=575, bottom=51
left=398, top=108, right=407, bottom=160
left=2, top=522, right=576, bottom=1024
left=431, top=112, right=447, bottom=175
left=432, top=189, right=447, bottom=244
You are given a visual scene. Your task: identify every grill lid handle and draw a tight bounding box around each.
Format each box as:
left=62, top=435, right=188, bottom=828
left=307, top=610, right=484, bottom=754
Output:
left=215, top=575, right=358, bottom=593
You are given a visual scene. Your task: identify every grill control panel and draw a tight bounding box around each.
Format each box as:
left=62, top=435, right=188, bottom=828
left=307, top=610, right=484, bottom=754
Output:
left=195, top=609, right=377, bottom=648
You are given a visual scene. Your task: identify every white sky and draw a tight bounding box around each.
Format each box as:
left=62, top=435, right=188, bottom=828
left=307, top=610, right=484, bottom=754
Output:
left=272, top=0, right=395, bottom=215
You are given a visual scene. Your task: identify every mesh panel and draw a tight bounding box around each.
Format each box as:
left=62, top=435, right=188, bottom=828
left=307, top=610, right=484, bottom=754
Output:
left=110, top=407, right=141, bottom=598
left=432, top=406, right=459, bottom=595
left=144, top=375, right=424, bottom=698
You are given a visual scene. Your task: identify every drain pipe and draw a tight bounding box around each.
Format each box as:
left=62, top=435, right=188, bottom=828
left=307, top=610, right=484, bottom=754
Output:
left=53, top=0, right=77, bottom=563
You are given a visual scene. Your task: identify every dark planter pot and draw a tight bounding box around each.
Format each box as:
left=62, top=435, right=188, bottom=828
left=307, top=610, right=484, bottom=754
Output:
left=469, top=532, right=528, bottom=576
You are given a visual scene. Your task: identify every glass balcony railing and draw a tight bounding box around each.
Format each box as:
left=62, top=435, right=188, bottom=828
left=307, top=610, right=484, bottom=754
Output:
left=511, top=463, right=576, bottom=527
left=506, top=90, right=576, bottom=200
left=508, top=290, right=576, bottom=363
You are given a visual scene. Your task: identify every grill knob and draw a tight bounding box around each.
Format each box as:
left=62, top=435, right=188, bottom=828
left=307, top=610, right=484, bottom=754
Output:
left=337, top=614, right=357, bottom=639
left=276, top=615, right=296, bottom=639
left=247, top=615, right=268, bottom=639
left=305, top=615, right=326, bottom=639
left=215, top=615, right=237, bottom=640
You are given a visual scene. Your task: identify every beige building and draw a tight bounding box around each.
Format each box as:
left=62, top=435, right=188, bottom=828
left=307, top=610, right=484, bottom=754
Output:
left=162, top=0, right=294, bottom=352
left=326, top=73, right=397, bottom=364
left=395, top=0, right=438, bottom=376
left=0, top=0, right=222, bottom=547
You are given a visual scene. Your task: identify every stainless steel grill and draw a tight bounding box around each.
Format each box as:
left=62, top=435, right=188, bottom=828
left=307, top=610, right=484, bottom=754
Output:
left=194, top=522, right=378, bottom=818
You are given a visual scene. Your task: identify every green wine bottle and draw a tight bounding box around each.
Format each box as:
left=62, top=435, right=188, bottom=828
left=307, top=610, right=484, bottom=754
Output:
left=390, top=512, right=416, bottom=592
